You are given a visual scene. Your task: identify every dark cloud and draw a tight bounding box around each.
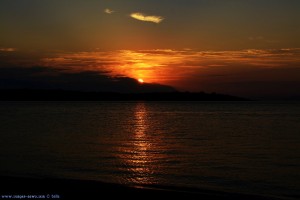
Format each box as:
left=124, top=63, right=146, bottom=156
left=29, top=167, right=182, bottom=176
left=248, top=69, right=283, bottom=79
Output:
left=0, top=66, right=175, bottom=93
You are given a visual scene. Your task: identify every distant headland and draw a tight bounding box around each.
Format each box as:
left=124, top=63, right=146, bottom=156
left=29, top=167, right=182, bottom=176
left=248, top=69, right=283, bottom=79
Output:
left=0, top=89, right=248, bottom=101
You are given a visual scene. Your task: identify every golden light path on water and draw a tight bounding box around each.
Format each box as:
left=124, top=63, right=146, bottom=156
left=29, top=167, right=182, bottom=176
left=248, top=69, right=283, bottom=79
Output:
left=114, top=102, right=177, bottom=186
left=131, top=103, right=151, bottom=184
left=118, top=103, right=153, bottom=185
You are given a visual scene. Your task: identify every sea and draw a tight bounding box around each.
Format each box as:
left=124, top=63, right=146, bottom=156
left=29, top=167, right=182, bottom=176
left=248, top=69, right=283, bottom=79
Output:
left=0, top=101, right=299, bottom=199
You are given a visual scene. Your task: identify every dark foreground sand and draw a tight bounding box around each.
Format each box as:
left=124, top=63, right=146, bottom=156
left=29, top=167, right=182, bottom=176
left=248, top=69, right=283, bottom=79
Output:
left=0, top=176, right=284, bottom=199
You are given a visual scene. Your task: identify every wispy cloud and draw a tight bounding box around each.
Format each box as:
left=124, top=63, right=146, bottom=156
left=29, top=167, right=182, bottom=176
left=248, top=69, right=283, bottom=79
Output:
left=130, top=12, right=164, bottom=24
left=104, top=8, right=115, bottom=14
left=0, top=48, right=16, bottom=52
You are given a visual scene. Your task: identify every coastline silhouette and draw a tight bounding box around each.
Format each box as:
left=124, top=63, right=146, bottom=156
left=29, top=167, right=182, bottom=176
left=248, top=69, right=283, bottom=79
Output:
left=0, top=89, right=248, bottom=101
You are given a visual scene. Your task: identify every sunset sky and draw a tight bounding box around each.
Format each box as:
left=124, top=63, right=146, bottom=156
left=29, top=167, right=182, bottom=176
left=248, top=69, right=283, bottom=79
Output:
left=0, top=0, right=300, bottom=98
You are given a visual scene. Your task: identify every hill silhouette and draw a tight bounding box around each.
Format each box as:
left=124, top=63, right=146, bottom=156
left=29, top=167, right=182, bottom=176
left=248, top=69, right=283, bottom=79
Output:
left=0, top=66, right=248, bottom=100
left=0, top=66, right=175, bottom=93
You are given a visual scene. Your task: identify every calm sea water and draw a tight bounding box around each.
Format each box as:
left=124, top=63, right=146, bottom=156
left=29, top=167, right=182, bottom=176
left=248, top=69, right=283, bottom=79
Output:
left=0, top=101, right=299, bottom=198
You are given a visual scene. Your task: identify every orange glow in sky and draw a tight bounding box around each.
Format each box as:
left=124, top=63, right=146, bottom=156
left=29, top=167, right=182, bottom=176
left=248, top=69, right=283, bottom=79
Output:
left=0, top=1, right=300, bottom=98
left=36, top=48, right=300, bottom=96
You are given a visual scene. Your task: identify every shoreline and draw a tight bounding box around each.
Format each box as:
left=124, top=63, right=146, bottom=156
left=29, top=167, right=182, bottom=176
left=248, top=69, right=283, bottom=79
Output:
left=0, top=176, right=286, bottom=199
left=0, top=89, right=248, bottom=101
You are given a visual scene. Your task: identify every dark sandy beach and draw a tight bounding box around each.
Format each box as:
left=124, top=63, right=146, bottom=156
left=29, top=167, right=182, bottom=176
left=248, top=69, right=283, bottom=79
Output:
left=0, top=176, right=285, bottom=200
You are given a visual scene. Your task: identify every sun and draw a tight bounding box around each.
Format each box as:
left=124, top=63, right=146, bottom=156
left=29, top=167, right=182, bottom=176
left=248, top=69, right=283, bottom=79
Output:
left=138, top=78, right=144, bottom=83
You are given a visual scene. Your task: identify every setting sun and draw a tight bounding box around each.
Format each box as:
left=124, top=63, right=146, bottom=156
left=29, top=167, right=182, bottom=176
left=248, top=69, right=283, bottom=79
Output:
left=138, top=79, right=144, bottom=83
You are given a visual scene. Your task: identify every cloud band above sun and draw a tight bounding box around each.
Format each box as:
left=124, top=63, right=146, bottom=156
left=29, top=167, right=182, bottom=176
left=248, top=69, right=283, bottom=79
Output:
left=130, top=13, right=164, bottom=24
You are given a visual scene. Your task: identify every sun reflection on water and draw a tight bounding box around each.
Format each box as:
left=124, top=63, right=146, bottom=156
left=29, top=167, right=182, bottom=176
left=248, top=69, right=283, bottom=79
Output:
left=118, top=102, right=156, bottom=185
left=134, top=103, right=147, bottom=136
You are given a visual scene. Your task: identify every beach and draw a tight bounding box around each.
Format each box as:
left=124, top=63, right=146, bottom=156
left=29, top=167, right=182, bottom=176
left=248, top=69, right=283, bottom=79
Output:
left=0, top=176, right=285, bottom=200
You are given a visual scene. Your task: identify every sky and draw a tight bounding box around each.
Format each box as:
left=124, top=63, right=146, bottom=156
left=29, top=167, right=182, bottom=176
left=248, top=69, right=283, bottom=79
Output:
left=0, top=0, right=300, bottom=98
